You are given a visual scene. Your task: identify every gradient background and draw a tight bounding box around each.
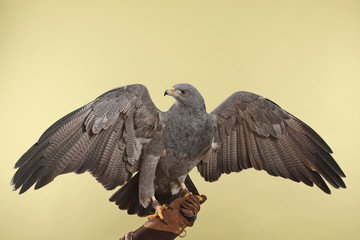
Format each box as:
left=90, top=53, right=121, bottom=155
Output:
left=1, top=1, right=359, bottom=239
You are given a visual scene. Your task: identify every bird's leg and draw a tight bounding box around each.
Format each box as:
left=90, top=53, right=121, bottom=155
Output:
left=180, top=182, right=189, bottom=196
left=147, top=196, right=169, bottom=224
left=179, top=182, right=203, bottom=202
left=139, top=154, right=169, bottom=223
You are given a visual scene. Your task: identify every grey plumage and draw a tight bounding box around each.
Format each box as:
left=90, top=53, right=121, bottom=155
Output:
left=198, top=91, right=345, bottom=193
left=11, top=83, right=346, bottom=217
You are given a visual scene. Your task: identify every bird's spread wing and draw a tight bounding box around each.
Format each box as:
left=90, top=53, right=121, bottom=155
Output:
left=197, top=91, right=346, bottom=193
left=12, top=84, right=163, bottom=194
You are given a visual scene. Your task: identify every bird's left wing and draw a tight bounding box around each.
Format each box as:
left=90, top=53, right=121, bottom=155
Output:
left=197, top=91, right=346, bottom=193
left=12, top=84, right=164, bottom=194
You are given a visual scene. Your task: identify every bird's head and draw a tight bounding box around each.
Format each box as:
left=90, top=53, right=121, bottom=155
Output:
left=164, top=83, right=206, bottom=111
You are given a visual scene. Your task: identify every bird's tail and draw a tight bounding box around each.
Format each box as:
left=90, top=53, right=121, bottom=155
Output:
left=185, top=174, right=199, bottom=196
left=109, top=173, right=199, bottom=217
left=109, top=172, right=152, bottom=216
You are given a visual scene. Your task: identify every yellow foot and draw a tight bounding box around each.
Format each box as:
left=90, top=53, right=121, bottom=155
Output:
left=147, top=204, right=169, bottom=224
left=184, top=192, right=203, bottom=202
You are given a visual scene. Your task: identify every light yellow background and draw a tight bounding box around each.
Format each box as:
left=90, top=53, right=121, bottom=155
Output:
left=1, top=1, right=359, bottom=239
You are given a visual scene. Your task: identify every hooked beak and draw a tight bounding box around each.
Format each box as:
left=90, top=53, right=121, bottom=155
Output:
left=164, top=87, right=175, bottom=97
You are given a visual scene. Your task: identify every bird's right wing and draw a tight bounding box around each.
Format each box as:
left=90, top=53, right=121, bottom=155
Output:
left=197, top=91, right=346, bottom=193
left=12, top=84, right=164, bottom=193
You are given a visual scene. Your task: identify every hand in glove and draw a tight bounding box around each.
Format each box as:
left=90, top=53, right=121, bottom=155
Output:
left=120, top=194, right=207, bottom=240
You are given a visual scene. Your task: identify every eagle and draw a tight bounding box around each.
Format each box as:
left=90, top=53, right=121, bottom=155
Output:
left=11, top=83, right=346, bottom=221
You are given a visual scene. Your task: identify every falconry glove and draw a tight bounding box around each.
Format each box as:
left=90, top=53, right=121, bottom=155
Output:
left=120, top=194, right=206, bottom=240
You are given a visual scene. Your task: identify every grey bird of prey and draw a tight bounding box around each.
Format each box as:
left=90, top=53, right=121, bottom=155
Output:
left=11, top=83, right=346, bottom=220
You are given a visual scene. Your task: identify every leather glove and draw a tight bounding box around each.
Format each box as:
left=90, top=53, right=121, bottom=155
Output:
left=120, top=194, right=207, bottom=240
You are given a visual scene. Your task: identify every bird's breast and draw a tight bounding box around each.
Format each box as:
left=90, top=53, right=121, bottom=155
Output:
left=156, top=112, right=213, bottom=181
left=164, top=113, right=213, bottom=159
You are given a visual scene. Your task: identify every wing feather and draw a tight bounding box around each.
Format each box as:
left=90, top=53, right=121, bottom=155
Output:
left=230, top=130, right=240, bottom=172
left=277, top=138, right=312, bottom=185
left=12, top=84, right=163, bottom=194
left=239, top=124, right=251, bottom=169
left=198, top=91, right=345, bottom=194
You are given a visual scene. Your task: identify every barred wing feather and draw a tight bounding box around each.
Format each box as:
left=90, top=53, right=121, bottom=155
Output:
left=198, top=91, right=346, bottom=194
left=12, top=84, right=163, bottom=194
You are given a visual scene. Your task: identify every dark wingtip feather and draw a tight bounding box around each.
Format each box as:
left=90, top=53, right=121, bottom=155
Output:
left=334, top=168, right=346, bottom=178
left=34, top=174, right=54, bottom=190
left=335, top=165, right=346, bottom=178
left=19, top=185, right=31, bottom=194
left=317, top=179, right=331, bottom=194
left=10, top=176, right=15, bottom=186
left=297, top=119, right=333, bottom=154
left=337, top=178, right=346, bottom=189
left=18, top=177, right=37, bottom=194
left=14, top=141, right=48, bottom=169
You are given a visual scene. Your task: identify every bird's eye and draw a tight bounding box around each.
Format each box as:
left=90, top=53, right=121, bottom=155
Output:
left=181, top=90, right=187, bottom=95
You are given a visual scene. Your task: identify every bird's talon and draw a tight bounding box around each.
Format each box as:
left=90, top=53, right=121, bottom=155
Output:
left=147, top=213, right=157, bottom=221
left=184, top=192, right=193, bottom=198
left=195, top=195, right=203, bottom=202
left=147, top=204, right=169, bottom=224
left=160, top=217, right=168, bottom=225
left=184, top=192, right=203, bottom=202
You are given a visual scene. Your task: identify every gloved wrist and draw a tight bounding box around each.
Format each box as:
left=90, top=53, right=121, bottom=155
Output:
left=144, top=194, right=206, bottom=235
left=119, top=194, right=206, bottom=240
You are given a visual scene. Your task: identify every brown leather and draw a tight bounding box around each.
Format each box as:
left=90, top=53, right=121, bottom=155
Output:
left=132, top=227, right=177, bottom=240
left=119, top=194, right=206, bottom=240
left=143, top=194, right=206, bottom=235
